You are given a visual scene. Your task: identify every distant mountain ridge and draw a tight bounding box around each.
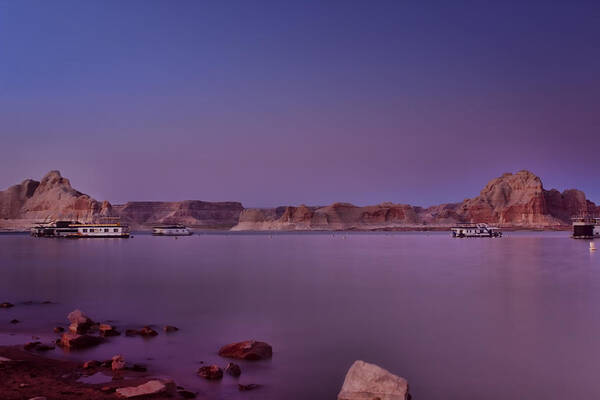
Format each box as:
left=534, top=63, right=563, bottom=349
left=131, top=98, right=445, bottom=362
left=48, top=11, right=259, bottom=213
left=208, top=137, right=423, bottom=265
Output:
left=0, top=170, right=597, bottom=231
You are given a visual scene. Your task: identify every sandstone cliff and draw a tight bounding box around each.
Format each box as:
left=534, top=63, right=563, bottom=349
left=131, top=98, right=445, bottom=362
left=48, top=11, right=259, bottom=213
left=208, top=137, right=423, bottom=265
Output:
left=232, top=170, right=599, bottom=231
left=112, top=201, right=243, bottom=230
left=0, top=171, right=243, bottom=231
left=0, top=171, right=110, bottom=230
left=1, top=170, right=597, bottom=231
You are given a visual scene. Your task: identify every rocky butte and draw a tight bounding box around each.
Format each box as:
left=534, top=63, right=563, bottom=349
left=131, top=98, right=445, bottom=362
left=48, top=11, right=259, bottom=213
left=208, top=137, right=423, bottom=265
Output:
left=0, top=170, right=597, bottom=231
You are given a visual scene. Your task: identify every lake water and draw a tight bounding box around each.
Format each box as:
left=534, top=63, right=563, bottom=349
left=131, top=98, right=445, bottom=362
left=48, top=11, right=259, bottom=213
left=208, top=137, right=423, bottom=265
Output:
left=1, top=232, right=599, bottom=399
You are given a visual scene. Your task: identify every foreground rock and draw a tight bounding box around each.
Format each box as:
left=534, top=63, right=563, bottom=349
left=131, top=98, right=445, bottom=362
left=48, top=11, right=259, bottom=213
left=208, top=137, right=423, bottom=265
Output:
left=67, top=309, right=95, bottom=334
left=115, top=380, right=170, bottom=398
left=337, top=360, right=410, bottom=400
left=218, top=340, right=272, bottom=360
left=59, top=332, right=103, bottom=350
left=112, top=355, right=126, bottom=371
left=197, top=365, right=223, bottom=380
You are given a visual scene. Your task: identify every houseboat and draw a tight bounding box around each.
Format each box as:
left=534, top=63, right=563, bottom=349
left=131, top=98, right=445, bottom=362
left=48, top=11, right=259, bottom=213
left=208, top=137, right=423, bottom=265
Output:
left=451, top=223, right=502, bottom=238
left=572, top=217, right=600, bottom=239
left=152, top=225, right=192, bottom=236
left=31, top=221, right=130, bottom=238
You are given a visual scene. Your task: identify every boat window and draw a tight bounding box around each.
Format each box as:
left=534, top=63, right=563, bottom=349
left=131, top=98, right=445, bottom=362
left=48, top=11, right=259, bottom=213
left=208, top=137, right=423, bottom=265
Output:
left=83, top=229, right=87, bottom=232
left=104, top=228, right=109, bottom=232
left=114, top=228, right=118, bottom=232
left=89, top=229, right=94, bottom=233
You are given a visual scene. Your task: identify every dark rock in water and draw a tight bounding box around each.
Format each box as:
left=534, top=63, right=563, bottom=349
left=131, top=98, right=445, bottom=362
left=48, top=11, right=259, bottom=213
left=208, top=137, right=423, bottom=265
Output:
left=83, top=360, right=101, bottom=369
left=24, top=341, right=41, bottom=350
left=101, top=360, right=112, bottom=368
left=100, top=386, right=115, bottom=393
left=197, top=365, right=223, bottom=380
left=35, top=343, right=55, bottom=351
left=54, top=326, right=65, bottom=333
left=225, top=362, right=242, bottom=377
left=59, top=333, right=103, bottom=350
left=99, top=323, right=120, bottom=337
left=218, top=340, right=273, bottom=360
left=10, top=319, right=19, bottom=324
left=238, top=384, right=260, bottom=391
left=164, top=325, right=179, bottom=333
left=125, top=329, right=139, bottom=337
left=0, top=302, right=14, bottom=308
left=178, top=389, right=197, bottom=398
left=42, top=300, right=53, bottom=304
left=67, top=309, right=95, bottom=334
left=139, top=326, right=158, bottom=337
left=130, top=363, right=147, bottom=372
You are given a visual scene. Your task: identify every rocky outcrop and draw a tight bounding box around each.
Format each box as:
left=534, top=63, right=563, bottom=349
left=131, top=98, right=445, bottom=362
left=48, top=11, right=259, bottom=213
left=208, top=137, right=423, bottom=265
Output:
left=218, top=340, right=273, bottom=360
left=337, top=360, right=410, bottom=400
left=112, top=200, right=243, bottom=230
left=0, top=171, right=109, bottom=228
left=233, top=171, right=600, bottom=230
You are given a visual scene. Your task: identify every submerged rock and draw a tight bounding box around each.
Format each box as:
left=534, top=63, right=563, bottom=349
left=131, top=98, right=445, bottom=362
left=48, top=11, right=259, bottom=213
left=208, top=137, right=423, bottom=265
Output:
left=218, top=340, right=272, bottom=360
left=139, top=326, right=158, bottom=337
left=99, top=323, right=120, bottom=337
left=0, top=302, right=14, bottom=308
left=115, top=380, right=168, bottom=398
left=225, top=362, right=242, bottom=377
left=177, top=389, right=196, bottom=398
left=238, top=383, right=260, bottom=391
left=24, top=341, right=41, bottom=351
left=83, top=360, right=101, bottom=369
left=197, top=365, right=223, bottom=380
left=59, top=332, right=103, bottom=350
left=164, top=325, right=179, bottom=332
left=10, top=319, right=19, bottom=324
left=337, top=360, right=410, bottom=400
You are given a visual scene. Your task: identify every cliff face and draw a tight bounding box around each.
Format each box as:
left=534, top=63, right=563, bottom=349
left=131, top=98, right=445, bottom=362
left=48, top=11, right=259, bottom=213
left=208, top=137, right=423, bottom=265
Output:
left=233, top=170, right=599, bottom=231
left=1, top=170, right=597, bottom=231
left=112, top=201, right=244, bottom=229
left=0, top=171, right=243, bottom=231
left=0, top=171, right=110, bottom=225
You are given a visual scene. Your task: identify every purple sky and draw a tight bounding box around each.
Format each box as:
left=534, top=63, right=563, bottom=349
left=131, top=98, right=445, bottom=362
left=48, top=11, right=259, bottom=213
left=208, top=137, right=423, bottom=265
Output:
left=1, top=1, right=599, bottom=207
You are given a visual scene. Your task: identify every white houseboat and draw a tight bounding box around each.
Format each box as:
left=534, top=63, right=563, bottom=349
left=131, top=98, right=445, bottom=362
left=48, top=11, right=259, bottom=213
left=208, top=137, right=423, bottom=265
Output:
left=572, top=217, right=600, bottom=239
left=451, top=223, right=502, bottom=238
left=31, top=221, right=130, bottom=238
left=152, top=225, right=192, bottom=236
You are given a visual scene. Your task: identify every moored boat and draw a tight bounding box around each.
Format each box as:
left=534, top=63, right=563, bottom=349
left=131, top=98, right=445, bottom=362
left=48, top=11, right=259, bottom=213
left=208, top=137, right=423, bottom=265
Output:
left=451, top=223, right=502, bottom=238
left=572, top=217, right=600, bottom=239
left=152, top=225, right=192, bottom=236
left=31, top=221, right=130, bottom=238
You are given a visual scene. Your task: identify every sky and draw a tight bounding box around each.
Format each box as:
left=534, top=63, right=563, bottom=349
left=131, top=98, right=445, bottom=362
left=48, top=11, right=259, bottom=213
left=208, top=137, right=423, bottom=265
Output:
left=1, top=1, right=599, bottom=207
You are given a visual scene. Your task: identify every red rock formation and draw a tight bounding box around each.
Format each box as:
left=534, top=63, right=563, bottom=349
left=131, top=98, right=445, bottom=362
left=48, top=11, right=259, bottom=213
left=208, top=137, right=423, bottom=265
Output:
left=0, top=171, right=243, bottom=230
left=233, top=170, right=599, bottom=230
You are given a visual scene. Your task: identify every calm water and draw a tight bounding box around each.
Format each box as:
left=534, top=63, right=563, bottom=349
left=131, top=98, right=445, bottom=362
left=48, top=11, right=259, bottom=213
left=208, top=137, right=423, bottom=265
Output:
left=1, top=232, right=600, bottom=399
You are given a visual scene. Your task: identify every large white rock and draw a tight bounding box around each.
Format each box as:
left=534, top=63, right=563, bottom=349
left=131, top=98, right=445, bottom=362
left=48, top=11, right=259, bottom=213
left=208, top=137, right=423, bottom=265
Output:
left=116, top=380, right=167, bottom=398
left=337, top=360, right=410, bottom=400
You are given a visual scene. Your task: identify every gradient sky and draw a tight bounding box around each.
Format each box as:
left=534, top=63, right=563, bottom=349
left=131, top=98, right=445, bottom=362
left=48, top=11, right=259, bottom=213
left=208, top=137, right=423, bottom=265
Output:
left=1, top=1, right=599, bottom=207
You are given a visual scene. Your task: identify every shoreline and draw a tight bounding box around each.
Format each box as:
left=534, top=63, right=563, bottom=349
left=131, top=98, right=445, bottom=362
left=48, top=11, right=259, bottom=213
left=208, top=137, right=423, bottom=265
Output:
left=0, top=345, right=180, bottom=400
